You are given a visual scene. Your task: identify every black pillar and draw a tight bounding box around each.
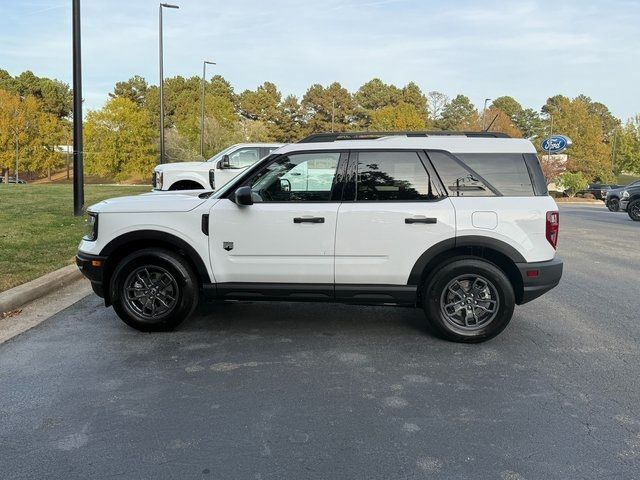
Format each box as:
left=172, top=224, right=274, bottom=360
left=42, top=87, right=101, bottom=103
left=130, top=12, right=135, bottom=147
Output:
left=72, top=0, right=84, bottom=216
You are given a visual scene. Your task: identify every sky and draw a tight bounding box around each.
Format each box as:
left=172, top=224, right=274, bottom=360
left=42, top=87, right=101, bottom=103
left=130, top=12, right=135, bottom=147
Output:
left=1, top=0, right=639, bottom=120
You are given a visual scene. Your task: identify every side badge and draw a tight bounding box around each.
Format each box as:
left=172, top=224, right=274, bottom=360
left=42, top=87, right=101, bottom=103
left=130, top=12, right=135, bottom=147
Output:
left=223, top=242, right=234, bottom=252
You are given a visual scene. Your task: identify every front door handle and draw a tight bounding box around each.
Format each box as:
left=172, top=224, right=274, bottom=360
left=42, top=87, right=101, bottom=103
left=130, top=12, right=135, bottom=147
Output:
left=405, top=217, right=437, bottom=224
left=294, top=217, right=325, bottom=224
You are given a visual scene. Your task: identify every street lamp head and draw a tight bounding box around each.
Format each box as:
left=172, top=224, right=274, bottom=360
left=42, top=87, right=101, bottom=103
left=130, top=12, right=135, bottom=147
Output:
left=204, top=61, right=216, bottom=65
left=160, top=3, right=180, bottom=8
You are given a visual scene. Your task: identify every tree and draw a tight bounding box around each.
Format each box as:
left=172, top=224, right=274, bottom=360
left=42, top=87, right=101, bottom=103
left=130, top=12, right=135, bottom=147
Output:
left=238, top=82, right=282, bottom=140
left=514, top=108, right=544, bottom=139
left=401, top=82, right=428, bottom=124
left=109, top=75, right=149, bottom=107
left=84, top=97, right=157, bottom=181
left=616, top=116, right=640, bottom=174
left=492, top=96, right=522, bottom=119
left=301, top=82, right=355, bottom=133
left=427, top=91, right=449, bottom=124
left=0, top=70, right=72, bottom=119
left=542, top=95, right=613, bottom=181
left=437, top=95, right=477, bottom=130
left=482, top=107, right=523, bottom=137
left=369, top=102, right=427, bottom=131
left=0, top=89, right=41, bottom=181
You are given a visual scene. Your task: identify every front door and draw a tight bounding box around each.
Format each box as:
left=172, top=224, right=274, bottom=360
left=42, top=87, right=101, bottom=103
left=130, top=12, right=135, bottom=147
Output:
left=209, top=151, right=346, bottom=288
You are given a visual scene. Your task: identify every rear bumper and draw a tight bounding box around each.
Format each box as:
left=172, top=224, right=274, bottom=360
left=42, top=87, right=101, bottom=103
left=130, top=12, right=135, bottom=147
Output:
left=76, top=251, right=107, bottom=299
left=515, top=257, right=563, bottom=305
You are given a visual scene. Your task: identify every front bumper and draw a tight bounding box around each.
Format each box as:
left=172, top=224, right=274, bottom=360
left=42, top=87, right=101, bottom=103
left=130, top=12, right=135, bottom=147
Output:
left=515, top=257, right=563, bottom=304
left=76, top=251, right=107, bottom=299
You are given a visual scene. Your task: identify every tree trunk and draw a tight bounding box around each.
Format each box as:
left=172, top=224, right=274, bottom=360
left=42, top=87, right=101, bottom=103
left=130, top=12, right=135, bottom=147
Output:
left=48, top=167, right=52, bottom=181
left=3, top=168, right=8, bottom=184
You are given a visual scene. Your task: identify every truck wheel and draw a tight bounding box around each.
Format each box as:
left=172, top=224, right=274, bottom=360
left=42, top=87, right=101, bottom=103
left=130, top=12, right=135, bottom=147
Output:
left=110, top=249, right=199, bottom=332
left=422, top=259, right=515, bottom=343
left=607, top=198, right=620, bottom=212
left=628, top=199, right=640, bottom=221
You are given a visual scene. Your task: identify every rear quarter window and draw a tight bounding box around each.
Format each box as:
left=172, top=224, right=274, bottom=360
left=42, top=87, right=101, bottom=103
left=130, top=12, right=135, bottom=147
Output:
left=456, top=153, right=535, bottom=196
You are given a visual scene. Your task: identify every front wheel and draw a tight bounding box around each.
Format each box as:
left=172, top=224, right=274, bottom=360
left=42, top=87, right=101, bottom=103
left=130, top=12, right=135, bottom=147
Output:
left=422, top=259, right=515, bottom=343
left=110, top=249, right=199, bottom=331
left=628, top=199, right=640, bottom=221
left=607, top=198, right=620, bottom=212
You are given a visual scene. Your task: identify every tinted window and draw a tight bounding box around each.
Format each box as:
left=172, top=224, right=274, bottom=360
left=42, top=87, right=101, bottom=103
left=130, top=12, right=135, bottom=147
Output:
left=427, top=151, right=494, bottom=197
left=355, top=151, right=440, bottom=201
left=457, top=153, right=534, bottom=196
left=249, top=152, right=339, bottom=202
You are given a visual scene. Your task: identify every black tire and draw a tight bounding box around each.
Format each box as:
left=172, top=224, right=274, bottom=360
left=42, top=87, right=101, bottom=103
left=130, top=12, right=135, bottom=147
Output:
left=628, top=199, right=640, bottom=221
left=110, top=248, right=199, bottom=332
left=607, top=198, right=620, bottom=212
left=422, top=258, right=515, bottom=343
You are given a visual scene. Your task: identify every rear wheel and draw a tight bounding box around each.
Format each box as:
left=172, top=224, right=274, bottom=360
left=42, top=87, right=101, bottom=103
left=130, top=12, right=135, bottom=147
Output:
left=628, top=199, right=640, bottom=221
left=422, top=259, right=515, bottom=343
left=607, top=198, right=620, bottom=212
left=110, top=249, right=199, bottom=331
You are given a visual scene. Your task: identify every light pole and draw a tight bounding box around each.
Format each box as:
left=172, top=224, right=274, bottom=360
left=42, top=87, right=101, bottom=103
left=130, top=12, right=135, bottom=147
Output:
left=200, top=60, right=216, bottom=158
left=159, top=3, right=179, bottom=164
left=72, top=0, right=84, bottom=215
left=331, top=98, right=335, bottom=132
left=481, top=98, right=491, bottom=130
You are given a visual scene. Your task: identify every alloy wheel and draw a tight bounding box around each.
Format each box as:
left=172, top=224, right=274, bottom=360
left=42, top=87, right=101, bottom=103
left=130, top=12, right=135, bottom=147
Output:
left=440, top=274, right=500, bottom=331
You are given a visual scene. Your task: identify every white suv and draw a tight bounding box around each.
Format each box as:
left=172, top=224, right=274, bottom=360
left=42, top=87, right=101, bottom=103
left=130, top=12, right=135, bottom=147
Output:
left=152, top=143, right=282, bottom=191
left=77, top=132, right=562, bottom=343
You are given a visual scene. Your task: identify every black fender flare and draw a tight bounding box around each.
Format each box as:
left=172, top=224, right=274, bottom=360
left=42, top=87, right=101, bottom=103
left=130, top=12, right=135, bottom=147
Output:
left=100, top=230, right=211, bottom=283
left=407, top=236, right=526, bottom=285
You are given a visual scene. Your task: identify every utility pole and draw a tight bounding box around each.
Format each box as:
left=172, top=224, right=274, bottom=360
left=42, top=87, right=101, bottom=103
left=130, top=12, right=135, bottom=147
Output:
left=159, top=3, right=179, bottom=164
left=72, top=0, right=84, bottom=216
left=200, top=60, right=215, bottom=158
left=331, top=98, right=335, bottom=132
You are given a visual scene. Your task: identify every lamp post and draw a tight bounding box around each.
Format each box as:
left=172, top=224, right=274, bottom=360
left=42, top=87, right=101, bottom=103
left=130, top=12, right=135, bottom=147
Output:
left=200, top=60, right=216, bottom=158
left=481, top=98, right=491, bottom=130
left=159, top=3, right=179, bottom=164
left=72, top=0, right=84, bottom=215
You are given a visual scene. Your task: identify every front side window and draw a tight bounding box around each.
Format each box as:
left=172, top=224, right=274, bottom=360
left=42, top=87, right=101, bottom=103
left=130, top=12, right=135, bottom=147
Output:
left=228, top=147, right=261, bottom=169
left=248, top=152, right=340, bottom=202
left=355, top=151, right=440, bottom=201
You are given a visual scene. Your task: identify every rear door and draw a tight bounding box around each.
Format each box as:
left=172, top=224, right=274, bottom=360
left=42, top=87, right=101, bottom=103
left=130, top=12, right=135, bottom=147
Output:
left=334, top=150, right=456, bottom=286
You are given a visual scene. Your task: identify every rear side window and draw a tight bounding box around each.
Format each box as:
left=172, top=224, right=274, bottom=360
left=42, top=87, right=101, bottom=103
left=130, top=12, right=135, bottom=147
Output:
left=427, top=151, right=495, bottom=197
left=355, top=151, right=441, bottom=201
left=457, top=153, right=534, bottom=196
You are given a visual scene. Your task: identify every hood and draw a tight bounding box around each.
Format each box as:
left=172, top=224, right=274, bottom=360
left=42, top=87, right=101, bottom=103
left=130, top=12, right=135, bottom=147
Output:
left=88, top=192, right=209, bottom=213
left=154, top=161, right=208, bottom=172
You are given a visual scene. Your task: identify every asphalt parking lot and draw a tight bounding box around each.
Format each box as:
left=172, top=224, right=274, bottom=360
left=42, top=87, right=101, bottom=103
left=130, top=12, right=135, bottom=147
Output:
left=1, top=203, right=639, bottom=479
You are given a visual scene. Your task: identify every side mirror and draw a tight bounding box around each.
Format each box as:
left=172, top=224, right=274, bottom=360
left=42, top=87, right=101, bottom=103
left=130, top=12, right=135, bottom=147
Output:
left=218, top=154, right=230, bottom=169
left=234, top=186, right=253, bottom=206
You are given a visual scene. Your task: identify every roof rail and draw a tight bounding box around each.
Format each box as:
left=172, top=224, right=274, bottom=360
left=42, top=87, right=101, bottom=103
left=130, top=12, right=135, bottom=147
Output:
left=298, top=131, right=511, bottom=143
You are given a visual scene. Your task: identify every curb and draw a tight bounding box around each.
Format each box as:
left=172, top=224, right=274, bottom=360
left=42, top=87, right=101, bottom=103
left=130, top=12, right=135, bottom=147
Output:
left=0, top=264, right=83, bottom=314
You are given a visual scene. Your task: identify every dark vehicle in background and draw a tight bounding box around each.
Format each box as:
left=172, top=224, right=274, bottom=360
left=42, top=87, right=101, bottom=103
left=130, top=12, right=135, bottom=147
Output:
left=0, top=177, right=27, bottom=184
left=620, top=184, right=640, bottom=221
left=606, top=180, right=640, bottom=212
left=576, top=183, right=619, bottom=201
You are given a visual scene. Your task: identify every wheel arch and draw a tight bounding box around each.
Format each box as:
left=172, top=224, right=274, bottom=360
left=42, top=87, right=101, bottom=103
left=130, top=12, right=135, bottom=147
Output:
left=409, top=237, right=525, bottom=305
left=99, top=230, right=210, bottom=305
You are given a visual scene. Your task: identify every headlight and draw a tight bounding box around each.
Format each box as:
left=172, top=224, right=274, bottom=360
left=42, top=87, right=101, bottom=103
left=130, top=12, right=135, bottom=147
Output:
left=622, top=190, right=629, bottom=199
left=155, top=170, right=163, bottom=189
left=83, top=212, right=98, bottom=241
left=209, top=169, right=215, bottom=189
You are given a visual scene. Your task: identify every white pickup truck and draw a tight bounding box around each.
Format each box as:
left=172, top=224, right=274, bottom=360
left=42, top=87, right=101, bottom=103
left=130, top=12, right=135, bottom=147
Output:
left=152, top=143, right=282, bottom=191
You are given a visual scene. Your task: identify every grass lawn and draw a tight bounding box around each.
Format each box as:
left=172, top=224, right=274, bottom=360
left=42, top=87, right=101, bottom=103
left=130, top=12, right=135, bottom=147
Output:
left=0, top=184, right=150, bottom=292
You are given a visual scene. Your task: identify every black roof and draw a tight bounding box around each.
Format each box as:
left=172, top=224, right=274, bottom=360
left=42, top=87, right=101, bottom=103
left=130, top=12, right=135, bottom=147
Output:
left=298, top=131, right=511, bottom=143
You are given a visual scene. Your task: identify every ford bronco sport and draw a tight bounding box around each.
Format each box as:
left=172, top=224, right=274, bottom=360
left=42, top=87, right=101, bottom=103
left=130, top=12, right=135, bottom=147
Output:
left=77, top=131, right=563, bottom=343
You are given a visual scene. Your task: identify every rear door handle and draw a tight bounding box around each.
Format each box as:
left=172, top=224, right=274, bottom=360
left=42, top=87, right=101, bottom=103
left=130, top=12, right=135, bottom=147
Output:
left=294, top=217, right=325, bottom=224
left=405, top=217, right=437, bottom=224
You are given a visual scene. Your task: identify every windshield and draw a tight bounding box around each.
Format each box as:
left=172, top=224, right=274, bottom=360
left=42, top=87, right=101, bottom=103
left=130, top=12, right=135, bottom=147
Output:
left=211, top=154, right=278, bottom=199
left=206, top=145, right=237, bottom=163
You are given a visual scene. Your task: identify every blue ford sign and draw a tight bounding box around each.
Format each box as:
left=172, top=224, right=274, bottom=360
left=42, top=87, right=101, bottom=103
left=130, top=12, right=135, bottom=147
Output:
left=541, top=135, right=572, bottom=154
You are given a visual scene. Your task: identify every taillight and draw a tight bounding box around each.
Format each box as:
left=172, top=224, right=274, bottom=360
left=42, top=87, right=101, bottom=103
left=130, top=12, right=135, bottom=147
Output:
left=546, top=211, right=559, bottom=249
